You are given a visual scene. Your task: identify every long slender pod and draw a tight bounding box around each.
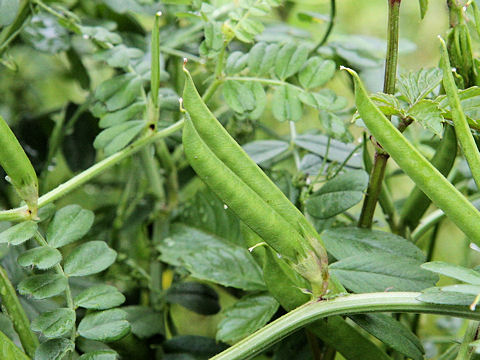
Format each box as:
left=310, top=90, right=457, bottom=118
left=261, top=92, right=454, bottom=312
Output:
left=0, top=116, right=38, bottom=217
left=439, top=37, right=480, bottom=189
left=343, top=67, right=480, bottom=244
left=399, top=125, right=457, bottom=232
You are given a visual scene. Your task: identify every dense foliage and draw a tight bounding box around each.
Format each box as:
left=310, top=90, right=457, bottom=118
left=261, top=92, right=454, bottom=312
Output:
left=3, top=0, right=480, bottom=359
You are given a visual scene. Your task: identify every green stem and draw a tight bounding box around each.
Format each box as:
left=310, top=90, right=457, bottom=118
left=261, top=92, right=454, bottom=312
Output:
left=455, top=321, right=479, bottom=360
left=211, top=292, right=480, bottom=360
left=310, top=0, right=336, bottom=55
left=0, top=0, right=31, bottom=55
left=357, top=0, right=401, bottom=229
left=0, top=120, right=184, bottom=222
left=33, top=231, right=75, bottom=343
left=140, top=146, right=166, bottom=201
left=0, top=266, right=39, bottom=358
left=290, top=122, right=301, bottom=169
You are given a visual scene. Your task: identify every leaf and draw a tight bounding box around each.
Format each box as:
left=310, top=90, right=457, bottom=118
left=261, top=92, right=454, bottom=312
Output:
left=78, top=309, right=130, bottom=342
left=216, top=294, right=279, bottom=343
left=248, top=42, right=279, bottom=76
left=165, top=282, right=220, bottom=315
left=200, top=21, right=223, bottom=57
left=34, top=338, right=74, bottom=360
left=397, top=68, right=442, bottom=104
left=319, top=111, right=351, bottom=141
left=437, top=86, right=480, bottom=130
left=123, top=306, right=163, bottom=338
left=305, top=170, right=369, bottom=219
left=94, top=45, right=143, bottom=68
left=64, top=241, right=117, bottom=277
left=242, top=140, right=289, bottom=165
left=222, top=81, right=255, bottom=113
left=18, top=274, right=67, bottom=299
left=78, top=350, right=119, bottom=360
left=31, top=308, right=75, bottom=338
left=294, top=134, right=362, bottom=168
left=0, top=0, right=19, bottom=27
left=299, top=90, right=347, bottom=112
left=94, top=74, right=143, bottom=112
left=17, top=246, right=62, bottom=270
left=322, top=227, right=425, bottom=262
left=274, top=43, right=309, bottom=80
left=421, top=261, right=480, bottom=284
left=0, top=330, right=29, bottom=360
left=93, top=120, right=145, bottom=155
left=371, top=93, right=403, bottom=117
left=298, top=57, right=336, bottom=89
left=330, top=254, right=438, bottom=292
left=232, top=18, right=264, bottom=43
left=21, top=14, right=70, bottom=54
left=163, top=335, right=228, bottom=358
left=75, top=285, right=125, bottom=310
left=418, top=286, right=478, bottom=306
left=47, top=205, right=94, bottom=248
left=0, top=221, right=37, bottom=245
left=272, top=85, right=303, bottom=122
left=158, top=224, right=265, bottom=291
left=407, top=100, right=444, bottom=137
left=419, top=0, right=428, bottom=19
left=246, top=82, right=267, bottom=119
left=225, top=51, right=248, bottom=75
left=349, top=314, right=424, bottom=360
left=79, top=26, right=122, bottom=44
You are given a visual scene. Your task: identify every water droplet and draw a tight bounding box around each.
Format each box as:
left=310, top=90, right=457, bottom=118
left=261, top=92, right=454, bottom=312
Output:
left=223, top=204, right=228, bottom=210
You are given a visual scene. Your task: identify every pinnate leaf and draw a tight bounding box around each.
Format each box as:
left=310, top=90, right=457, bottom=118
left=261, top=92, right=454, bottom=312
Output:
left=78, top=309, right=130, bottom=342
left=31, top=308, right=75, bottom=338
left=64, top=241, right=117, bottom=277
left=0, top=221, right=37, bottom=245
left=75, top=285, right=125, bottom=310
left=17, top=246, right=62, bottom=270
left=18, top=274, right=67, bottom=299
left=47, top=204, right=94, bottom=248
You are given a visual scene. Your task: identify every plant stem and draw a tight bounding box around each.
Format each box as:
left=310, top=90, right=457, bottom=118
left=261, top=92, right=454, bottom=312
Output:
left=0, top=265, right=39, bottom=357
left=358, top=0, right=401, bottom=228
left=310, top=0, right=336, bottom=55
left=33, top=231, right=75, bottom=343
left=290, top=122, right=301, bottom=169
left=0, top=120, right=184, bottom=222
left=211, top=292, right=480, bottom=360
left=455, top=321, right=479, bottom=360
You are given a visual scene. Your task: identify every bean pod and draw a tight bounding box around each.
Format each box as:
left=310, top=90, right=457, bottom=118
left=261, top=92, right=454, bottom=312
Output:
left=0, top=116, right=38, bottom=217
left=344, top=67, right=480, bottom=244
left=182, top=67, right=328, bottom=295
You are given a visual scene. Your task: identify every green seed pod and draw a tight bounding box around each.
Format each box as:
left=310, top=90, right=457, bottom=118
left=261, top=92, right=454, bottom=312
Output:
left=344, top=66, right=480, bottom=244
left=0, top=116, right=38, bottom=217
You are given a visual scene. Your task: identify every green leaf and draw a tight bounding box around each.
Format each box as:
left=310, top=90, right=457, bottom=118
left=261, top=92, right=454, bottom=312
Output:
left=421, top=261, right=480, bottom=284
left=0, top=0, right=19, bottom=27
left=397, top=68, right=442, bottom=104
left=299, top=90, right=347, bottom=112
left=47, top=205, right=94, bottom=248
left=370, top=92, right=403, bottom=117
left=407, top=100, right=444, bottom=137
left=248, top=42, right=279, bottom=76
left=94, top=74, right=143, bottom=112
left=216, top=294, right=279, bottom=343
left=349, top=314, right=424, bottom=360
left=225, top=51, right=248, bottom=75
left=246, top=82, right=267, bottom=119
left=242, top=140, right=289, bottom=165
left=123, top=306, right=163, bottom=338
left=319, top=111, right=351, bottom=141
left=274, top=43, right=309, bottom=80
left=99, top=102, right=145, bottom=129
left=31, top=308, right=75, bottom=338
left=298, top=57, right=336, bottom=89
left=437, top=86, right=480, bottom=130
left=158, top=224, right=265, bottom=291
left=305, top=170, right=369, bottom=219
left=75, top=285, right=125, bottom=310
left=17, top=246, right=62, bottom=270
left=200, top=21, right=223, bottom=57
left=78, top=309, right=130, bottom=342
left=294, top=134, right=363, bottom=168
left=64, top=241, right=117, bottom=277
left=34, top=338, right=74, bottom=360
left=94, top=45, right=143, bottom=68
left=79, top=26, right=122, bottom=44
left=165, top=282, right=220, bottom=315
left=322, top=227, right=425, bottom=262
left=18, top=274, right=67, bottom=299
left=330, top=254, right=438, bottom=292
left=232, top=18, right=264, bottom=43
left=272, top=85, right=303, bottom=122
left=78, top=350, right=118, bottom=360
left=21, top=14, right=70, bottom=54
left=0, top=330, right=29, bottom=360
left=222, top=80, right=255, bottom=113
left=419, top=0, right=428, bottom=19
left=0, top=221, right=37, bottom=245
left=93, top=120, right=145, bottom=156
left=418, top=285, right=478, bottom=306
